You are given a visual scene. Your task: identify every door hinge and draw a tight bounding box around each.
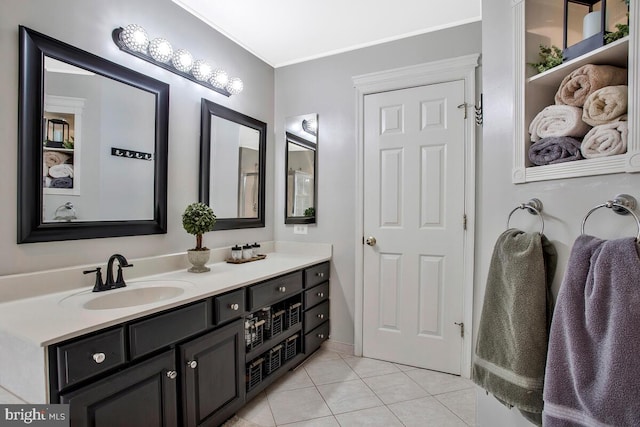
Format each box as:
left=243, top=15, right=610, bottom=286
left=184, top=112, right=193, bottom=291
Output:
left=463, top=214, right=467, bottom=230
left=454, top=322, right=464, bottom=338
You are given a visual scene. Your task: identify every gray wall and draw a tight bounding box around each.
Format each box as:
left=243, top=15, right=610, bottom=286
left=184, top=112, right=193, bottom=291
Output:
left=274, top=21, right=482, bottom=346
left=478, top=1, right=640, bottom=425
left=0, top=0, right=274, bottom=275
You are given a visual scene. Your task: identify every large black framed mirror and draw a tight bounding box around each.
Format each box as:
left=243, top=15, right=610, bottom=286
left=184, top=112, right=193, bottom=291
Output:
left=285, top=113, right=317, bottom=224
left=18, top=26, right=169, bottom=243
left=199, top=98, right=266, bottom=230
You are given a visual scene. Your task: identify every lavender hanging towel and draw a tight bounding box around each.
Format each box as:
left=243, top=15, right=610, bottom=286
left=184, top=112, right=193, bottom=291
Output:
left=528, top=136, right=584, bottom=165
left=543, top=235, right=640, bottom=426
left=473, top=229, right=557, bottom=425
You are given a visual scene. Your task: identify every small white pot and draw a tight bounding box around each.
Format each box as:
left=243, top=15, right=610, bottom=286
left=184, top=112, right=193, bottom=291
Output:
left=187, top=249, right=211, bottom=273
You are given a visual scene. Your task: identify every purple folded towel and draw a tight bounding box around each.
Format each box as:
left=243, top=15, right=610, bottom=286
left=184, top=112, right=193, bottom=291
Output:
left=543, top=235, right=640, bottom=426
left=528, top=136, right=584, bottom=166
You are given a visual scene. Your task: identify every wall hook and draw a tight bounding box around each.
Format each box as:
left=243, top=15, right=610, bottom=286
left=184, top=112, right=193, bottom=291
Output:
left=475, top=94, right=483, bottom=126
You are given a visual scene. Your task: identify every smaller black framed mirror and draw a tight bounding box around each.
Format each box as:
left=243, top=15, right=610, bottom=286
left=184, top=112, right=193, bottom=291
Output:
left=285, top=114, right=317, bottom=224
left=199, top=99, right=266, bottom=230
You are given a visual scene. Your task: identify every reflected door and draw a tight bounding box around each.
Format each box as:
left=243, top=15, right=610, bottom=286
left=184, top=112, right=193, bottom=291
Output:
left=362, top=80, right=466, bottom=374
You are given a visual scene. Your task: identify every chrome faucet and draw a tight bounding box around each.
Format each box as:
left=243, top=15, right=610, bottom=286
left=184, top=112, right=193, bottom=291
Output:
left=83, top=254, right=134, bottom=292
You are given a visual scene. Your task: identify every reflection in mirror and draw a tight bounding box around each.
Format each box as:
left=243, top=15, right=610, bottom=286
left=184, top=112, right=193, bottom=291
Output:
left=18, top=26, right=169, bottom=243
left=285, top=114, right=317, bottom=224
left=199, top=99, right=266, bottom=230
left=43, top=58, right=156, bottom=222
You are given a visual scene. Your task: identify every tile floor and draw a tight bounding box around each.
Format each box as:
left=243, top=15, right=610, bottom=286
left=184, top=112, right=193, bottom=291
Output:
left=231, top=347, right=476, bottom=426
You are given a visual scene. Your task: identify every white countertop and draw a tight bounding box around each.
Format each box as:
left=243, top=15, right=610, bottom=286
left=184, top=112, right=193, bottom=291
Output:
left=0, top=242, right=331, bottom=404
left=0, top=245, right=331, bottom=347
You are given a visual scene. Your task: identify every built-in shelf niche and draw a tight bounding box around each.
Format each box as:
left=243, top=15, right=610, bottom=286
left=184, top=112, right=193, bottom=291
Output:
left=43, top=95, right=84, bottom=196
left=512, top=0, right=640, bottom=183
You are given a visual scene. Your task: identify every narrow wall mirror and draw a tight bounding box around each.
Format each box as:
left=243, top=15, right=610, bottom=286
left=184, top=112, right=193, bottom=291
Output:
left=18, top=26, right=169, bottom=243
left=199, top=99, right=266, bottom=230
left=285, top=114, right=317, bottom=224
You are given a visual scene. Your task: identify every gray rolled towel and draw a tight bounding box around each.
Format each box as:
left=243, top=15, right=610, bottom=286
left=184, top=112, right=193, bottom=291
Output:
left=49, top=177, right=73, bottom=188
left=528, top=136, right=584, bottom=166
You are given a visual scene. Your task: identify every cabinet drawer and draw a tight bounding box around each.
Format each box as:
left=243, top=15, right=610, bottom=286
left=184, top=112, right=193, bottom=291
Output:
left=304, top=262, right=330, bottom=288
left=129, top=302, right=209, bottom=359
left=305, top=321, right=329, bottom=355
left=56, top=327, right=126, bottom=391
left=304, top=300, right=329, bottom=332
left=247, top=271, right=302, bottom=310
left=304, top=282, right=329, bottom=309
left=214, top=289, right=245, bottom=324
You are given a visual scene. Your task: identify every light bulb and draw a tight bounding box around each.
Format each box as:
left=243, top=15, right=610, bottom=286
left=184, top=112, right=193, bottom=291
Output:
left=226, top=77, right=244, bottom=95
left=171, top=49, right=193, bottom=73
left=192, top=60, right=213, bottom=81
left=148, top=38, right=173, bottom=63
left=210, top=69, right=229, bottom=88
left=121, top=24, right=149, bottom=53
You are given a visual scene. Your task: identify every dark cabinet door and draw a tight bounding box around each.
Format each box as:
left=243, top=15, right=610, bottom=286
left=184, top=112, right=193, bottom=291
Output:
left=181, top=318, right=245, bottom=427
left=60, top=350, right=178, bottom=427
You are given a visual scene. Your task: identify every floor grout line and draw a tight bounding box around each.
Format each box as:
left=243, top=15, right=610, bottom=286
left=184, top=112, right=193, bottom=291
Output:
left=247, top=349, right=476, bottom=427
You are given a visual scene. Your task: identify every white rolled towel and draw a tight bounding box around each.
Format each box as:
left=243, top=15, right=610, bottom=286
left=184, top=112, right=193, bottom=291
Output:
left=529, top=105, right=592, bottom=142
left=48, top=164, right=74, bottom=178
left=581, top=121, right=628, bottom=158
left=582, top=85, right=628, bottom=126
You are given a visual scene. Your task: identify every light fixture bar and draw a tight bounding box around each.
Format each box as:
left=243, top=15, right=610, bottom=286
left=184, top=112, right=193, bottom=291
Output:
left=112, top=27, right=237, bottom=97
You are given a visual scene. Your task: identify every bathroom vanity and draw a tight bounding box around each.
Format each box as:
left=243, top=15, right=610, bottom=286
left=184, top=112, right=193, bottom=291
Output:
left=0, top=243, right=331, bottom=426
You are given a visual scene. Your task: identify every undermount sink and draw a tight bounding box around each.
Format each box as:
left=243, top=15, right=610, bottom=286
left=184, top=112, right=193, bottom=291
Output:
left=59, top=280, right=195, bottom=310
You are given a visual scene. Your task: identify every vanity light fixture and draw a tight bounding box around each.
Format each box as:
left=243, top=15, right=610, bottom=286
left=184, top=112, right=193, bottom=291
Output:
left=112, top=24, right=243, bottom=97
left=301, top=118, right=317, bottom=136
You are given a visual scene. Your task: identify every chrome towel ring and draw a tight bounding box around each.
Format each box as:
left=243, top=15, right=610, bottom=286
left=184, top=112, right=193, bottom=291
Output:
left=581, top=194, right=640, bottom=242
left=507, top=198, right=545, bottom=235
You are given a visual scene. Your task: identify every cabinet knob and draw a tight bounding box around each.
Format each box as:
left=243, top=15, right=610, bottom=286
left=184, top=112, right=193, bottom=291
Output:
left=92, top=353, right=106, bottom=364
left=317, top=292, right=324, bottom=298
left=166, top=370, right=178, bottom=379
left=229, top=303, right=239, bottom=311
left=187, top=360, right=198, bottom=369
left=317, top=334, right=325, bottom=339
left=278, top=286, right=287, bottom=293
left=316, top=272, right=324, bottom=278
left=317, top=314, right=324, bottom=319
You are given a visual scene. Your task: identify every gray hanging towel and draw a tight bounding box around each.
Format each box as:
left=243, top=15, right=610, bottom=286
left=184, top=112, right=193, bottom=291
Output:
left=472, top=229, right=557, bottom=425
left=543, top=235, right=640, bottom=426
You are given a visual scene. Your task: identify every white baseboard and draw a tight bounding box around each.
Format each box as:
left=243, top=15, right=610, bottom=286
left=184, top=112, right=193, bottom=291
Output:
left=324, top=339, right=354, bottom=356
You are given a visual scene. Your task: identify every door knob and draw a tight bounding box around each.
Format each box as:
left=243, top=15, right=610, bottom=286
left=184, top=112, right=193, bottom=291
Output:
left=365, top=236, right=377, bottom=246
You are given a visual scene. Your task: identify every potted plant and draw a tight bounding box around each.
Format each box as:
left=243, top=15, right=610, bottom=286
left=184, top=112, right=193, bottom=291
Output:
left=182, top=202, right=216, bottom=273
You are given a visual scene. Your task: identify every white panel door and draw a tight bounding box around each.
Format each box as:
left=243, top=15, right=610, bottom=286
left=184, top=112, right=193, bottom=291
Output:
left=363, top=80, right=466, bottom=374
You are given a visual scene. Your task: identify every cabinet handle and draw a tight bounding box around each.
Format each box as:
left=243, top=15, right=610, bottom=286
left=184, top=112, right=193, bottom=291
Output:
left=229, top=303, right=239, bottom=311
left=316, top=272, right=324, bottom=278
left=92, top=353, right=106, bottom=364
left=317, top=292, right=324, bottom=298
left=187, top=360, right=198, bottom=369
left=317, top=314, right=324, bottom=319
left=166, top=370, right=178, bottom=379
left=317, top=334, right=325, bottom=339
left=278, top=286, right=287, bottom=293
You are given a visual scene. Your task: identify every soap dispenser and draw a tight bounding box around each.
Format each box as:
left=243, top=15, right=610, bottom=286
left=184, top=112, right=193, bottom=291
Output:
left=252, top=242, right=261, bottom=256
left=231, top=245, right=242, bottom=261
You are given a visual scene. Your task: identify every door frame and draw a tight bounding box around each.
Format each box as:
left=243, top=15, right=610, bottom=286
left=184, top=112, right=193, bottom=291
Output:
left=352, top=54, right=479, bottom=378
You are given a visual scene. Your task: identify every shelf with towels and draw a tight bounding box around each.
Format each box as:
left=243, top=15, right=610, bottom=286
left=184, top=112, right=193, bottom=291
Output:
left=511, top=0, right=639, bottom=183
